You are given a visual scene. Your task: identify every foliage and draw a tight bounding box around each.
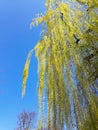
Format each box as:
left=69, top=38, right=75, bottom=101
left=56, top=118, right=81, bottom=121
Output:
left=15, top=110, right=36, bottom=130
left=22, top=0, right=98, bottom=129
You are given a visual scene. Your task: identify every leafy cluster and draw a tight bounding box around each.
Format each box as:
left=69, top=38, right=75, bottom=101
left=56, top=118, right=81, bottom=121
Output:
left=22, top=0, right=98, bottom=130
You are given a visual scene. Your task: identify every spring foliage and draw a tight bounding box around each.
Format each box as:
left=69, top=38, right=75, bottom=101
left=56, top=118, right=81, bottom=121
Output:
left=22, top=0, right=98, bottom=129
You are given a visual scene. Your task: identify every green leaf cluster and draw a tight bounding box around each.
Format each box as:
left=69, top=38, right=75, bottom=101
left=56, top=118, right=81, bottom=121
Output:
left=22, top=0, right=98, bottom=129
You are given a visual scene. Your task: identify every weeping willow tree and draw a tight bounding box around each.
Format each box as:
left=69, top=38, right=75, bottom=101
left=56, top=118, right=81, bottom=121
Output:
left=22, top=0, right=98, bottom=130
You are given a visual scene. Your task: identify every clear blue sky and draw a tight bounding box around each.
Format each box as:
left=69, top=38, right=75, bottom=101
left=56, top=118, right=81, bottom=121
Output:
left=0, top=0, right=45, bottom=129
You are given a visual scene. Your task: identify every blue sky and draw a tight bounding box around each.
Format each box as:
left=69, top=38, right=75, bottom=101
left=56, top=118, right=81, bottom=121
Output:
left=0, top=0, right=45, bottom=129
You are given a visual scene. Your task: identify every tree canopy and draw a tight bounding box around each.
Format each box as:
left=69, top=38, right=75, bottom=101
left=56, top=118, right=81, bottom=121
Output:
left=15, top=111, right=36, bottom=130
left=22, top=0, right=98, bottom=129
